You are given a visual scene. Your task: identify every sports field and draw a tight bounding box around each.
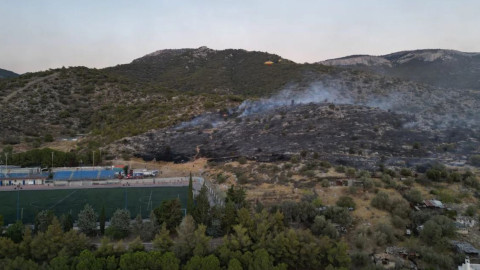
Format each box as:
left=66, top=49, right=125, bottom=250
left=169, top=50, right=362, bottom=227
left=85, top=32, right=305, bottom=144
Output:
left=0, top=186, right=188, bottom=224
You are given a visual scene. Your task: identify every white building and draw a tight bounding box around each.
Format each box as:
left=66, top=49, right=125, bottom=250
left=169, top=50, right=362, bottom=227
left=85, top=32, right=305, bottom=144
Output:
left=458, top=257, right=480, bottom=270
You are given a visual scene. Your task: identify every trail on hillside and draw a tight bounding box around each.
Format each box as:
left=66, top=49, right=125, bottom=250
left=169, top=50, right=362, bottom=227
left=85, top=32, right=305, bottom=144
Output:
left=1, top=73, right=58, bottom=105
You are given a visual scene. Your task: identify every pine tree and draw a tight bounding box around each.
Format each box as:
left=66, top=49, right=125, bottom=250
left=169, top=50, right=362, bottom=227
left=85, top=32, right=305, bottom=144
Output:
left=187, top=172, right=194, bottom=215
left=60, top=213, right=73, bottom=232
left=222, top=200, right=237, bottom=234
left=193, top=183, right=210, bottom=225
left=78, top=204, right=97, bottom=236
left=153, top=199, right=183, bottom=231
left=153, top=223, right=173, bottom=253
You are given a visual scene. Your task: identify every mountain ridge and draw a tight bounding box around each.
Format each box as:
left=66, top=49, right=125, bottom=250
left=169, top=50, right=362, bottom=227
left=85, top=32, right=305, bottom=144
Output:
left=0, top=68, right=19, bottom=79
left=319, top=49, right=480, bottom=89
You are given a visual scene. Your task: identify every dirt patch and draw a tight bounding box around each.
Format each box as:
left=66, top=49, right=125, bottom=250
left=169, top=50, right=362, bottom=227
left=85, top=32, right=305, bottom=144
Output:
left=111, top=158, right=208, bottom=178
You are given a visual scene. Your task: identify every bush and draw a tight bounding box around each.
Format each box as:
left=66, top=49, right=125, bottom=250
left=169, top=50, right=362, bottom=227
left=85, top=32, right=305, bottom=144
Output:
left=469, top=155, right=480, bottom=167
left=319, top=161, right=331, bottom=169
left=44, top=134, right=54, bottom=142
left=105, top=226, right=128, bottom=240
left=420, top=215, right=455, bottom=245
left=346, top=167, right=356, bottom=178
left=404, top=177, right=415, bottom=186
left=371, top=192, right=390, bottom=210
left=290, top=155, right=300, bottom=163
left=351, top=252, right=370, bottom=268
left=324, top=206, right=352, bottom=226
left=381, top=174, right=392, bottom=185
left=391, top=215, right=407, bottom=229
left=216, top=173, right=227, bottom=184
left=237, top=157, right=247, bottom=165
left=465, top=205, right=477, bottom=217
left=405, top=189, right=423, bottom=204
left=400, top=168, right=412, bottom=177
left=321, top=179, right=330, bottom=187
left=464, top=176, right=480, bottom=189
left=335, top=166, right=346, bottom=173
left=362, top=178, right=374, bottom=191
left=336, top=196, right=356, bottom=209
left=374, top=223, right=395, bottom=246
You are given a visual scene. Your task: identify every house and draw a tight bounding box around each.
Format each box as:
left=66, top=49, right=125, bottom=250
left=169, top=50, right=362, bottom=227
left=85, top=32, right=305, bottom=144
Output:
left=452, top=241, right=480, bottom=256
left=423, top=199, right=445, bottom=209
left=0, top=167, right=47, bottom=186
left=458, top=257, right=480, bottom=270
left=456, top=216, right=476, bottom=228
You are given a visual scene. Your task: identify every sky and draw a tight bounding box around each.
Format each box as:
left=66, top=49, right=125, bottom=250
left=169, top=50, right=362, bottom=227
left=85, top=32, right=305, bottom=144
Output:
left=1, top=0, right=480, bottom=74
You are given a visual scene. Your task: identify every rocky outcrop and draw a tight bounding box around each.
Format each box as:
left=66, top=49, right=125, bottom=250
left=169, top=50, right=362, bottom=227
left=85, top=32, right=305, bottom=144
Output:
left=319, top=49, right=480, bottom=90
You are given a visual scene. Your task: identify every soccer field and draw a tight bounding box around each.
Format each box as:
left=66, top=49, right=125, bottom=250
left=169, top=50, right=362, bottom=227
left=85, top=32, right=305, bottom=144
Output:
left=0, top=186, right=188, bottom=224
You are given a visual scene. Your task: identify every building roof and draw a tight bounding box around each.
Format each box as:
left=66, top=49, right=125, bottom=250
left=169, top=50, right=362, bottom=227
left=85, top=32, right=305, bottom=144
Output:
left=424, top=199, right=444, bottom=208
left=452, top=241, right=480, bottom=255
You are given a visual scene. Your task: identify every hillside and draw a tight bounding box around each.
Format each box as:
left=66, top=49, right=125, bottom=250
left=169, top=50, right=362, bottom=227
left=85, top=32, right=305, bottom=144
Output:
left=0, top=68, right=19, bottom=79
left=109, top=101, right=479, bottom=169
left=0, top=47, right=337, bottom=151
left=0, top=67, right=241, bottom=150
left=0, top=46, right=479, bottom=159
left=106, top=46, right=334, bottom=96
left=319, top=49, right=480, bottom=90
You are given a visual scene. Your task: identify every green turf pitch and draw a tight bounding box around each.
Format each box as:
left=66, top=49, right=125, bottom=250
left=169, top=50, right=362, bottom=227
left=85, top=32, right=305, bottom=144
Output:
left=0, top=187, right=188, bottom=224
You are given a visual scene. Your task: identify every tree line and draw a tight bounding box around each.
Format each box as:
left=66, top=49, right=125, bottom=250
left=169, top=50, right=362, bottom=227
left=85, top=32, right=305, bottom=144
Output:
left=0, top=181, right=352, bottom=269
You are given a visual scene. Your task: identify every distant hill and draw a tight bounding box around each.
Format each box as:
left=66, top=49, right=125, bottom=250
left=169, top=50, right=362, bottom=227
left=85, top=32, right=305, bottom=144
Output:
left=106, top=46, right=333, bottom=96
left=0, top=68, right=19, bottom=79
left=319, top=49, right=480, bottom=90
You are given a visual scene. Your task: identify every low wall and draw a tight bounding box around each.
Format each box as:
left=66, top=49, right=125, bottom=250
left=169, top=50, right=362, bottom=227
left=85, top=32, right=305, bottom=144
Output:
left=49, top=177, right=204, bottom=190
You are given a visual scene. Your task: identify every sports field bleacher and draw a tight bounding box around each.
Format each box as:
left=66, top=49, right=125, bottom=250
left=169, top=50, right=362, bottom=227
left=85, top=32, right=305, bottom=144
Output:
left=99, top=170, right=116, bottom=179
left=0, top=173, right=40, bottom=179
left=52, top=171, right=72, bottom=180
left=1, top=166, right=118, bottom=181
left=53, top=169, right=117, bottom=181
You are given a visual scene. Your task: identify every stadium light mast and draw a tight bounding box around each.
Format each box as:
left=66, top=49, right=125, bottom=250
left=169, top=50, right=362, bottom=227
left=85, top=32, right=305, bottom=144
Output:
left=51, top=152, right=54, bottom=168
left=92, top=151, right=95, bottom=167
left=5, top=153, right=7, bottom=171
left=16, top=189, right=19, bottom=221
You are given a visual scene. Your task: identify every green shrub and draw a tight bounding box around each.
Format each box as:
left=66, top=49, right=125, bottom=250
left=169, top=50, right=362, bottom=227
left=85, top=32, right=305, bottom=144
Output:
left=237, top=157, right=247, bottom=165
left=336, top=196, right=356, bottom=209
left=469, top=155, right=480, bottom=166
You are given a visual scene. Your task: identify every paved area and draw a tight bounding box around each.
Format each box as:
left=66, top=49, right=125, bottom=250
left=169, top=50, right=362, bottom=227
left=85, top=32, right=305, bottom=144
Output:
left=0, top=177, right=203, bottom=191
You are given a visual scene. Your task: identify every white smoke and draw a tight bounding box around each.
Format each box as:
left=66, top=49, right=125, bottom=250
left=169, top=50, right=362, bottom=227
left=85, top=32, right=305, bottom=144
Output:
left=175, top=80, right=480, bottom=131
left=237, top=82, right=354, bottom=117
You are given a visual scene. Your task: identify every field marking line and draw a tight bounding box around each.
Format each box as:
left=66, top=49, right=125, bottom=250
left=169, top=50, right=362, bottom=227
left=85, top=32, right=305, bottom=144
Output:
left=48, top=189, right=79, bottom=210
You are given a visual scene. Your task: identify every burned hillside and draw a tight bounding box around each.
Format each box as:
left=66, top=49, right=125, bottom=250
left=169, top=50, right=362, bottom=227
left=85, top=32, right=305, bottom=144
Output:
left=109, top=102, right=479, bottom=169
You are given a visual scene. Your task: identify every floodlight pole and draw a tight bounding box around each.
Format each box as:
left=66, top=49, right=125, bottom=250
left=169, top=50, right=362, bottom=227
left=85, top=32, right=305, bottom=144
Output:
left=16, top=190, right=19, bottom=221
left=124, top=188, right=128, bottom=210
left=92, top=151, right=95, bottom=167
left=51, top=152, right=54, bottom=168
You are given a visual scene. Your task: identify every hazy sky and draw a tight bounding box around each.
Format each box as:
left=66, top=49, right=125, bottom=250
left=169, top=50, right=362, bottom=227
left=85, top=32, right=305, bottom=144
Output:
left=2, top=0, right=480, bottom=74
